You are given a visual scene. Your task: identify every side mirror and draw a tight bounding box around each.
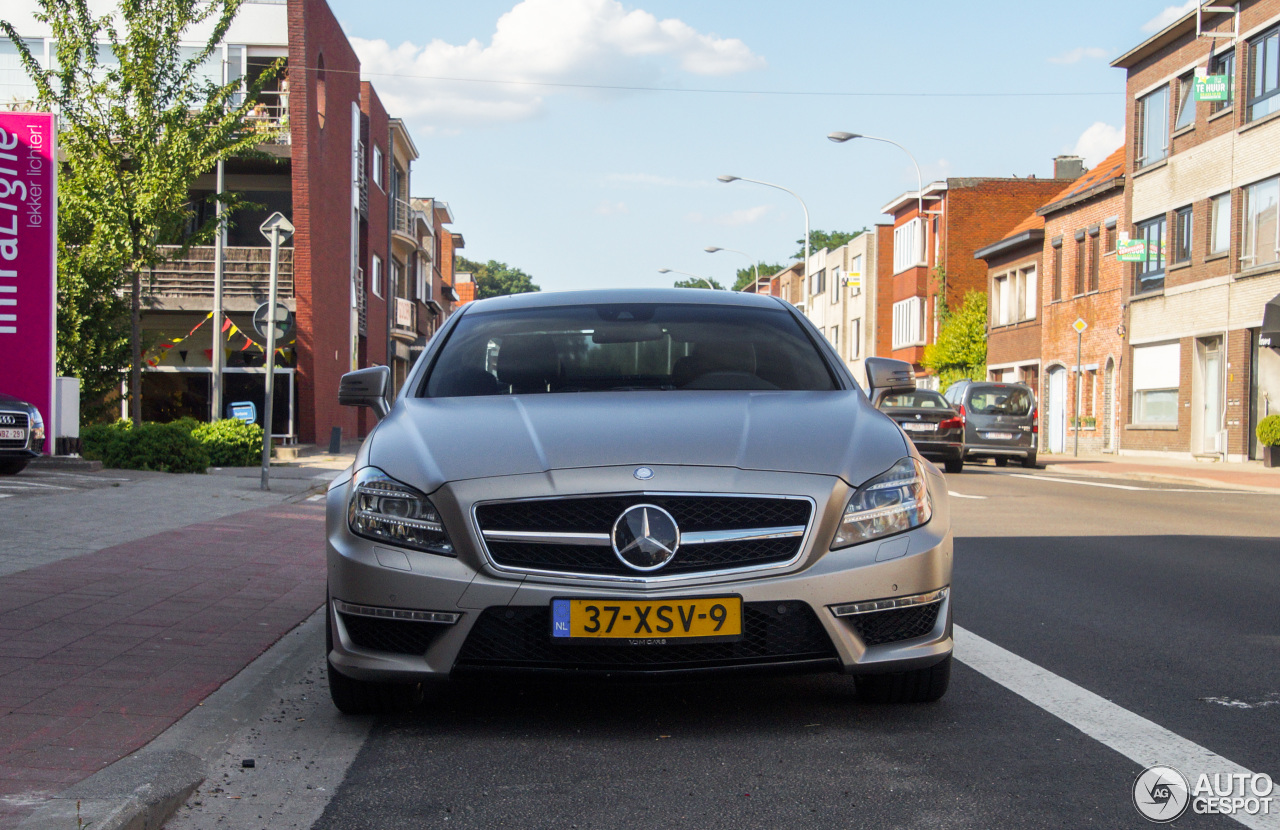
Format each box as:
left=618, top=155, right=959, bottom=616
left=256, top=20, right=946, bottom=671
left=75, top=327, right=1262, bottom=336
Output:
left=339, top=365, right=391, bottom=420
left=864, top=357, right=916, bottom=397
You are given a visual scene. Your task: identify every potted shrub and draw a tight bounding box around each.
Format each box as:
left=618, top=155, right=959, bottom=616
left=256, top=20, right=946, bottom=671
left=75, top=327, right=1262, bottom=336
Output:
left=1259, top=415, right=1280, bottom=468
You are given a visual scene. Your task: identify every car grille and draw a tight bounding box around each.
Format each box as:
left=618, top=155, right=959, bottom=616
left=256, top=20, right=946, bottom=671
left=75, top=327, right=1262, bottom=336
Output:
left=474, top=495, right=812, bottom=577
left=844, top=602, right=941, bottom=646
left=0, top=412, right=29, bottom=450
left=339, top=612, right=450, bottom=655
left=455, top=601, right=837, bottom=672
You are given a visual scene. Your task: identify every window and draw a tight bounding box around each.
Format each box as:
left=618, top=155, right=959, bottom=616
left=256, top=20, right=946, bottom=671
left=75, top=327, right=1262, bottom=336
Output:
left=1173, top=206, right=1193, bottom=264
left=1248, top=25, right=1280, bottom=122
left=893, top=218, right=924, bottom=273
left=1074, top=234, right=1086, bottom=295
left=1089, top=231, right=1100, bottom=291
left=892, top=297, right=924, bottom=349
left=1211, top=47, right=1235, bottom=113
left=809, top=268, right=826, bottom=296
left=849, top=318, right=861, bottom=359
left=370, top=254, right=383, bottom=298
left=849, top=255, right=863, bottom=295
left=993, top=268, right=1036, bottom=326
left=1052, top=240, right=1063, bottom=301
left=830, top=266, right=840, bottom=304
left=1105, top=220, right=1118, bottom=253
left=1242, top=176, right=1279, bottom=268
left=1137, top=85, right=1169, bottom=168
left=829, top=325, right=839, bottom=353
left=416, top=253, right=428, bottom=301
left=315, top=53, right=326, bottom=129
left=1134, top=215, right=1166, bottom=294
left=1131, top=342, right=1180, bottom=424
left=1210, top=193, right=1231, bottom=255
left=372, top=145, right=384, bottom=190
left=1175, top=71, right=1196, bottom=130
left=0, top=39, right=42, bottom=106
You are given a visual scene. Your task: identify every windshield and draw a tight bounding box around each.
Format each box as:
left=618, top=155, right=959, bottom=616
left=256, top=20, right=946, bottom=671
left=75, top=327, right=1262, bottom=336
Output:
left=878, top=391, right=950, bottom=409
left=966, top=385, right=1034, bottom=416
left=423, top=303, right=838, bottom=397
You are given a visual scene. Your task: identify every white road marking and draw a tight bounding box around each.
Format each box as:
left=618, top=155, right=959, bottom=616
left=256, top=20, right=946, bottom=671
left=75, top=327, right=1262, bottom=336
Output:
left=0, top=494, right=10, bottom=499
left=947, top=491, right=987, bottom=500
left=36, top=471, right=131, bottom=481
left=1003, top=473, right=1146, bottom=491
left=306, top=494, right=325, bottom=502
left=955, top=625, right=1279, bottom=830
left=0, top=482, right=72, bottom=490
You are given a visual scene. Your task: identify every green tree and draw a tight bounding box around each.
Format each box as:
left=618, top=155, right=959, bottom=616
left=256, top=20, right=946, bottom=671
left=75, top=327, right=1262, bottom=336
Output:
left=3, top=0, right=283, bottom=423
left=457, top=257, right=540, bottom=299
left=793, top=229, right=865, bottom=260
left=732, top=263, right=785, bottom=291
left=922, top=290, right=988, bottom=392
left=672, top=276, right=723, bottom=290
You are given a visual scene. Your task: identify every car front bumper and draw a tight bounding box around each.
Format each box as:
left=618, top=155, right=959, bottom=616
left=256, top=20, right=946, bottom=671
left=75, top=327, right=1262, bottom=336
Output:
left=325, top=464, right=953, bottom=681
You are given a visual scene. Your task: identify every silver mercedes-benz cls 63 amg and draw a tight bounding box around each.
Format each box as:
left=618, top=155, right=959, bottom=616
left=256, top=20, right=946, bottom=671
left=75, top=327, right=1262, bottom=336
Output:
left=325, top=288, right=952, bottom=712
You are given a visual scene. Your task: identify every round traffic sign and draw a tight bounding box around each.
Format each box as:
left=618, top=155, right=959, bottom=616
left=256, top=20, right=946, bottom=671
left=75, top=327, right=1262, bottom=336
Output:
left=253, top=302, right=294, bottom=340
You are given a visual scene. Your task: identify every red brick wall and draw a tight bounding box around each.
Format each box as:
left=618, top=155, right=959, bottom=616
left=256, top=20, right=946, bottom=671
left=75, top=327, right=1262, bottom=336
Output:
left=288, top=0, right=362, bottom=445
left=1042, top=187, right=1127, bottom=453
left=360, top=81, right=389, bottom=370
left=874, top=224, right=895, bottom=359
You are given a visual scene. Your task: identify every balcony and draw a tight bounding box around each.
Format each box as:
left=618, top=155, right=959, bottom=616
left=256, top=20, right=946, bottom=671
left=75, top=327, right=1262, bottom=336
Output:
left=144, top=245, right=294, bottom=312
left=243, top=102, right=290, bottom=146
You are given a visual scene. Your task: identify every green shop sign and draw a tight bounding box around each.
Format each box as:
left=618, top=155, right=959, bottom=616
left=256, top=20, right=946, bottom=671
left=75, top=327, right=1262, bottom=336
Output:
left=1194, top=74, right=1230, bottom=102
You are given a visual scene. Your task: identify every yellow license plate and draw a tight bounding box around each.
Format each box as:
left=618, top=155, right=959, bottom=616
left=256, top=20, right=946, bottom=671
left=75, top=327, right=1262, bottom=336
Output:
left=551, top=596, right=742, bottom=643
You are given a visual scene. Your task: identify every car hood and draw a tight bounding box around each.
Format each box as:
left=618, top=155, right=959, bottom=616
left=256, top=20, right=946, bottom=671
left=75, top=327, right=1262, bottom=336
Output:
left=366, top=390, right=908, bottom=493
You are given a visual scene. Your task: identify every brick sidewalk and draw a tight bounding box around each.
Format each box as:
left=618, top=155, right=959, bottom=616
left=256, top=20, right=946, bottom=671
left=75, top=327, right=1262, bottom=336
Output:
left=1041, top=456, right=1280, bottom=490
left=0, top=503, right=326, bottom=826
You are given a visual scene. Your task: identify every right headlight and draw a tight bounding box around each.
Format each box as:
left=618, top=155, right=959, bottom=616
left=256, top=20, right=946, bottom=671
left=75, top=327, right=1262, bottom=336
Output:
left=831, top=457, right=933, bottom=549
left=347, top=467, right=455, bottom=556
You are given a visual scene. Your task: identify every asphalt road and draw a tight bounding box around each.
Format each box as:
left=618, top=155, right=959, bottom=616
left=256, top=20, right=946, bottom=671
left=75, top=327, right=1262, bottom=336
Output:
left=168, top=468, right=1280, bottom=829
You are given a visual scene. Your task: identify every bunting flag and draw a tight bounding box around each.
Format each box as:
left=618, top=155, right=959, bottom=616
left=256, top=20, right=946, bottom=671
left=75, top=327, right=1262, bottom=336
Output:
left=145, top=314, right=295, bottom=367
left=147, top=312, right=213, bottom=366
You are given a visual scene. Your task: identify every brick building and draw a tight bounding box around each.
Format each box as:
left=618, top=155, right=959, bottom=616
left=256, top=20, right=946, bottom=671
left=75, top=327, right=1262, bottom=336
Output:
left=2, top=0, right=462, bottom=445
left=1112, top=0, right=1280, bottom=461
left=880, top=174, right=1076, bottom=386
left=974, top=211, right=1044, bottom=393
left=1036, top=147, right=1127, bottom=455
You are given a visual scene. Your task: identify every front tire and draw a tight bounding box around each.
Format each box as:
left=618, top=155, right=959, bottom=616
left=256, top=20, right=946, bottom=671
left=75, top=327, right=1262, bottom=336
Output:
left=326, top=595, right=423, bottom=715
left=855, top=655, right=951, bottom=704
left=0, top=459, right=28, bottom=475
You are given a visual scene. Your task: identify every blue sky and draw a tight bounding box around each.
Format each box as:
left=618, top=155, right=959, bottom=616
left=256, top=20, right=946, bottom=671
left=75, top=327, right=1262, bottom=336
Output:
left=326, top=0, right=1196, bottom=292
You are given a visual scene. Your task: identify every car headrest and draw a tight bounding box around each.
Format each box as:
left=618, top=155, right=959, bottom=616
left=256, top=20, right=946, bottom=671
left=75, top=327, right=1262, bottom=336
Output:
left=691, top=340, right=756, bottom=374
left=495, top=334, right=560, bottom=390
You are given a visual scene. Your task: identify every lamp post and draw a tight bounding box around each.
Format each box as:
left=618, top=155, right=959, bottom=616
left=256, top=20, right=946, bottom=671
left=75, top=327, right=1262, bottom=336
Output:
left=658, top=268, right=717, bottom=290
left=827, top=132, right=926, bottom=262
left=704, top=246, right=757, bottom=289
left=717, top=175, right=810, bottom=295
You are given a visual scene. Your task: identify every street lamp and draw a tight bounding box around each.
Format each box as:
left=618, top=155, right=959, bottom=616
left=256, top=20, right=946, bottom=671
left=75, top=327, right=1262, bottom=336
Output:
left=658, top=268, right=717, bottom=290
left=717, top=175, right=810, bottom=294
left=704, top=246, right=757, bottom=289
left=827, top=131, right=926, bottom=260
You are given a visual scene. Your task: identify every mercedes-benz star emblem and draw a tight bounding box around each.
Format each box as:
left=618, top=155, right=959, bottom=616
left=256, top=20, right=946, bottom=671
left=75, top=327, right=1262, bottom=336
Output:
left=612, top=504, right=680, bottom=572
left=633, top=466, right=654, bottom=481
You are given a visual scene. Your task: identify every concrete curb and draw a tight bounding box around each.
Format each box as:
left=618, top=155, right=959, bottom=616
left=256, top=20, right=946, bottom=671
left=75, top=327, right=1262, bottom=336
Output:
left=18, top=609, right=325, bottom=830
left=28, top=455, right=103, bottom=471
left=1037, top=463, right=1280, bottom=493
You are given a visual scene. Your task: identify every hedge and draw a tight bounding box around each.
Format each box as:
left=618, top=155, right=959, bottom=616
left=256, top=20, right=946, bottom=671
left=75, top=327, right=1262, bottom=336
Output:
left=81, top=417, right=265, bottom=472
left=1258, top=414, right=1280, bottom=448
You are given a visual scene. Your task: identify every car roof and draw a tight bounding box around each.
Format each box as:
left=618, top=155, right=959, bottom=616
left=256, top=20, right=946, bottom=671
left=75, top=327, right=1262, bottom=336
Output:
left=460, top=288, right=788, bottom=314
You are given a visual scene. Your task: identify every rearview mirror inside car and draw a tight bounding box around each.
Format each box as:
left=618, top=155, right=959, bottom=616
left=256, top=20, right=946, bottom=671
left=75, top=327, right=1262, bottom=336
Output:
left=338, top=365, right=391, bottom=420
left=864, top=357, right=916, bottom=397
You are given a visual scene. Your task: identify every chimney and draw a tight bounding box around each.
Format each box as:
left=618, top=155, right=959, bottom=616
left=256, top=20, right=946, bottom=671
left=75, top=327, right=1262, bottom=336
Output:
left=1054, top=155, right=1086, bottom=179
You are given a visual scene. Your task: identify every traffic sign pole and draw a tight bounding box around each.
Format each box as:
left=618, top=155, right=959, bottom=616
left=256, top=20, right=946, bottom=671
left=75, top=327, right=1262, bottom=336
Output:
left=258, top=213, right=294, bottom=490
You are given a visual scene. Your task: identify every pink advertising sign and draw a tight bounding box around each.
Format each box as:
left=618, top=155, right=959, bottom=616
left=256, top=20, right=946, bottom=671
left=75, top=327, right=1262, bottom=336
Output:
left=0, top=113, right=57, bottom=454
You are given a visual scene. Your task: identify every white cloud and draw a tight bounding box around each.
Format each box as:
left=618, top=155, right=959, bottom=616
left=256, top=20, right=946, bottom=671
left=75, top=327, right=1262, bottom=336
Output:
left=1047, top=46, right=1109, bottom=65
left=595, top=200, right=629, bottom=215
left=351, top=0, right=764, bottom=129
left=1072, top=122, right=1123, bottom=167
left=1142, top=1, right=1197, bottom=33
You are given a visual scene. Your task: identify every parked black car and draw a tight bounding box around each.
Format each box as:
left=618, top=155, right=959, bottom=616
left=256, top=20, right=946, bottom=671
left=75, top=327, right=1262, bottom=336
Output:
left=872, top=388, right=965, bottom=474
left=0, top=393, right=44, bottom=475
left=942, top=380, right=1038, bottom=468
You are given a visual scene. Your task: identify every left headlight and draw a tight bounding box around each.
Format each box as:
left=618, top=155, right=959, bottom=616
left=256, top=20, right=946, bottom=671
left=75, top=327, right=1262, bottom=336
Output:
left=30, top=408, right=45, bottom=443
left=831, top=457, right=933, bottom=550
left=347, top=466, right=455, bottom=556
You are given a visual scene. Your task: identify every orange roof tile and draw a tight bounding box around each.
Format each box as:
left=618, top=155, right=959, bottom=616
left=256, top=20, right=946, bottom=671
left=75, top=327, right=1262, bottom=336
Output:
left=1041, top=145, right=1126, bottom=209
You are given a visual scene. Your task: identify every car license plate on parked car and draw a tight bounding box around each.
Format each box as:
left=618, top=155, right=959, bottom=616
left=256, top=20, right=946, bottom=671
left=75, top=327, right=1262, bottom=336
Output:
left=0, top=428, right=24, bottom=440
left=551, top=596, right=742, bottom=643
left=983, top=432, right=1014, bottom=440
left=902, top=422, right=936, bottom=432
